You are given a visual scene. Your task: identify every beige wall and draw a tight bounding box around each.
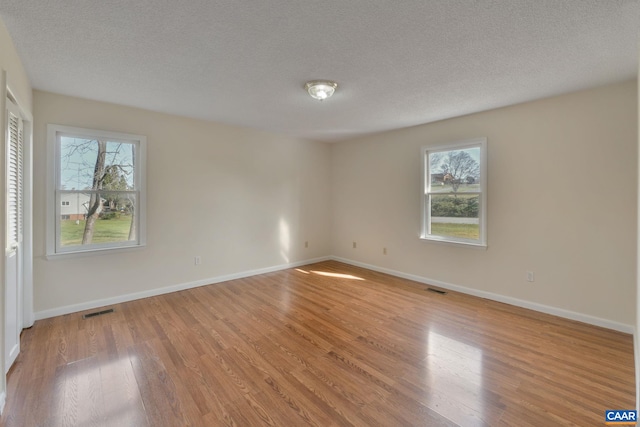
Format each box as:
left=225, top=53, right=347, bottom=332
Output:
left=0, top=17, right=32, bottom=408
left=32, top=91, right=332, bottom=314
left=332, top=80, right=638, bottom=327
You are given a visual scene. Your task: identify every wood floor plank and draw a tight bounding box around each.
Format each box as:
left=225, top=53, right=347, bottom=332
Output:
left=1, top=260, right=634, bottom=426
left=127, top=341, right=189, bottom=426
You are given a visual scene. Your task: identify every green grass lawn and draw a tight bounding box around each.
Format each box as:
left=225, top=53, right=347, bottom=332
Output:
left=431, top=223, right=479, bottom=240
left=61, top=217, right=132, bottom=246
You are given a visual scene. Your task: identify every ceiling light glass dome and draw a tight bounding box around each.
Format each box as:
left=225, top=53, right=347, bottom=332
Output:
left=305, top=81, right=338, bottom=101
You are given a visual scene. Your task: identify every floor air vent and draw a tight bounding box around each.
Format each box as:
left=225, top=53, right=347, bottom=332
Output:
left=82, top=308, right=114, bottom=319
left=426, top=288, right=447, bottom=295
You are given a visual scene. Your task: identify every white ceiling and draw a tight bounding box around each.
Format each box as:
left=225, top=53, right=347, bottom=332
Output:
left=1, top=1, right=639, bottom=142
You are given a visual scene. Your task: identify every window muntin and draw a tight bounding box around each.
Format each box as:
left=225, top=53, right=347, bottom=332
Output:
left=47, top=125, right=146, bottom=256
left=422, top=138, right=487, bottom=246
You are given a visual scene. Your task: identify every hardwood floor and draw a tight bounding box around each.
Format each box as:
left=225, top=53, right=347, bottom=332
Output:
left=1, top=260, right=635, bottom=426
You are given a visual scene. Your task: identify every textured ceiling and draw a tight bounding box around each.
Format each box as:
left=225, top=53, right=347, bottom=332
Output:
left=1, top=1, right=639, bottom=141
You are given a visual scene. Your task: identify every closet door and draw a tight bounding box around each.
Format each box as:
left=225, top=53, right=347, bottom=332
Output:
left=5, top=97, right=23, bottom=373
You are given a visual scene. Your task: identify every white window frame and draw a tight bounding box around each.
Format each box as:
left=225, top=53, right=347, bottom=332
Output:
left=46, top=124, right=147, bottom=258
left=421, top=138, right=487, bottom=247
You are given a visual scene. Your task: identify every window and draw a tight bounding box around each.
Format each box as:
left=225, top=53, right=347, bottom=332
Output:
left=47, top=125, right=146, bottom=256
left=421, top=138, right=487, bottom=247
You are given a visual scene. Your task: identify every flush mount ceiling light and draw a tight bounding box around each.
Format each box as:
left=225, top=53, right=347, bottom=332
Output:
left=304, top=80, right=338, bottom=101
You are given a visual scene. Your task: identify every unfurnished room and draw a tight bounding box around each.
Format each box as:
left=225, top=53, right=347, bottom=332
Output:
left=0, top=1, right=639, bottom=426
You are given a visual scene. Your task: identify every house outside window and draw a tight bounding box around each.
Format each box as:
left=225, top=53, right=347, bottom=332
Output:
left=421, top=138, right=487, bottom=247
left=46, top=125, right=147, bottom=256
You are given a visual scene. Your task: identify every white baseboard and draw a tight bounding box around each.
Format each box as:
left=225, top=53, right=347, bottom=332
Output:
left=331, top=256, right=635, bottom=334
left=34, top=256, right=330, bottom=320
left=0, top=391, right=5, bottom=416
left=34, top=254, right=634, bottom=335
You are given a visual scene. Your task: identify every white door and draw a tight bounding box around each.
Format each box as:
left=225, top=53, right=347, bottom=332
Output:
left=5, top=97, right=23, bottom=373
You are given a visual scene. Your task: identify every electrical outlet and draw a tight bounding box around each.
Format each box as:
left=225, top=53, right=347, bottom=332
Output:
left=526, top=271, right=534, bottom=282
left=194, top=256, right=201, bottom=266
left=383, top=247, right=387, bottom=255
left=305, top=241, right=309, bottom=248
left=353, top=241, right=357, bottom=249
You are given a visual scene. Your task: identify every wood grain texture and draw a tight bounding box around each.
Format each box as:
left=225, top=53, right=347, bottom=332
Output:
left=1, top=260, right=634, bottom=426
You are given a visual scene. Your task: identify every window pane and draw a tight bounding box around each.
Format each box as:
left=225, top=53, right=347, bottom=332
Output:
left=430, top=194, right=479, bottom=240
left=59, top=192, right=136, bottom=247
left=60, top=137, right=135, bottom=190
left=429, top=147, right=481, bottom=193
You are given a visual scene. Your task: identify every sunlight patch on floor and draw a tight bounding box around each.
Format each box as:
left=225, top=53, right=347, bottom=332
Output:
left=310, top=271, right=365, bottom=281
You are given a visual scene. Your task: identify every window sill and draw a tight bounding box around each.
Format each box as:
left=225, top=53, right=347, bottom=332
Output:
left=45, top=244, right=146, bottom=260
left=420, top=236, right=487, bottom=250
